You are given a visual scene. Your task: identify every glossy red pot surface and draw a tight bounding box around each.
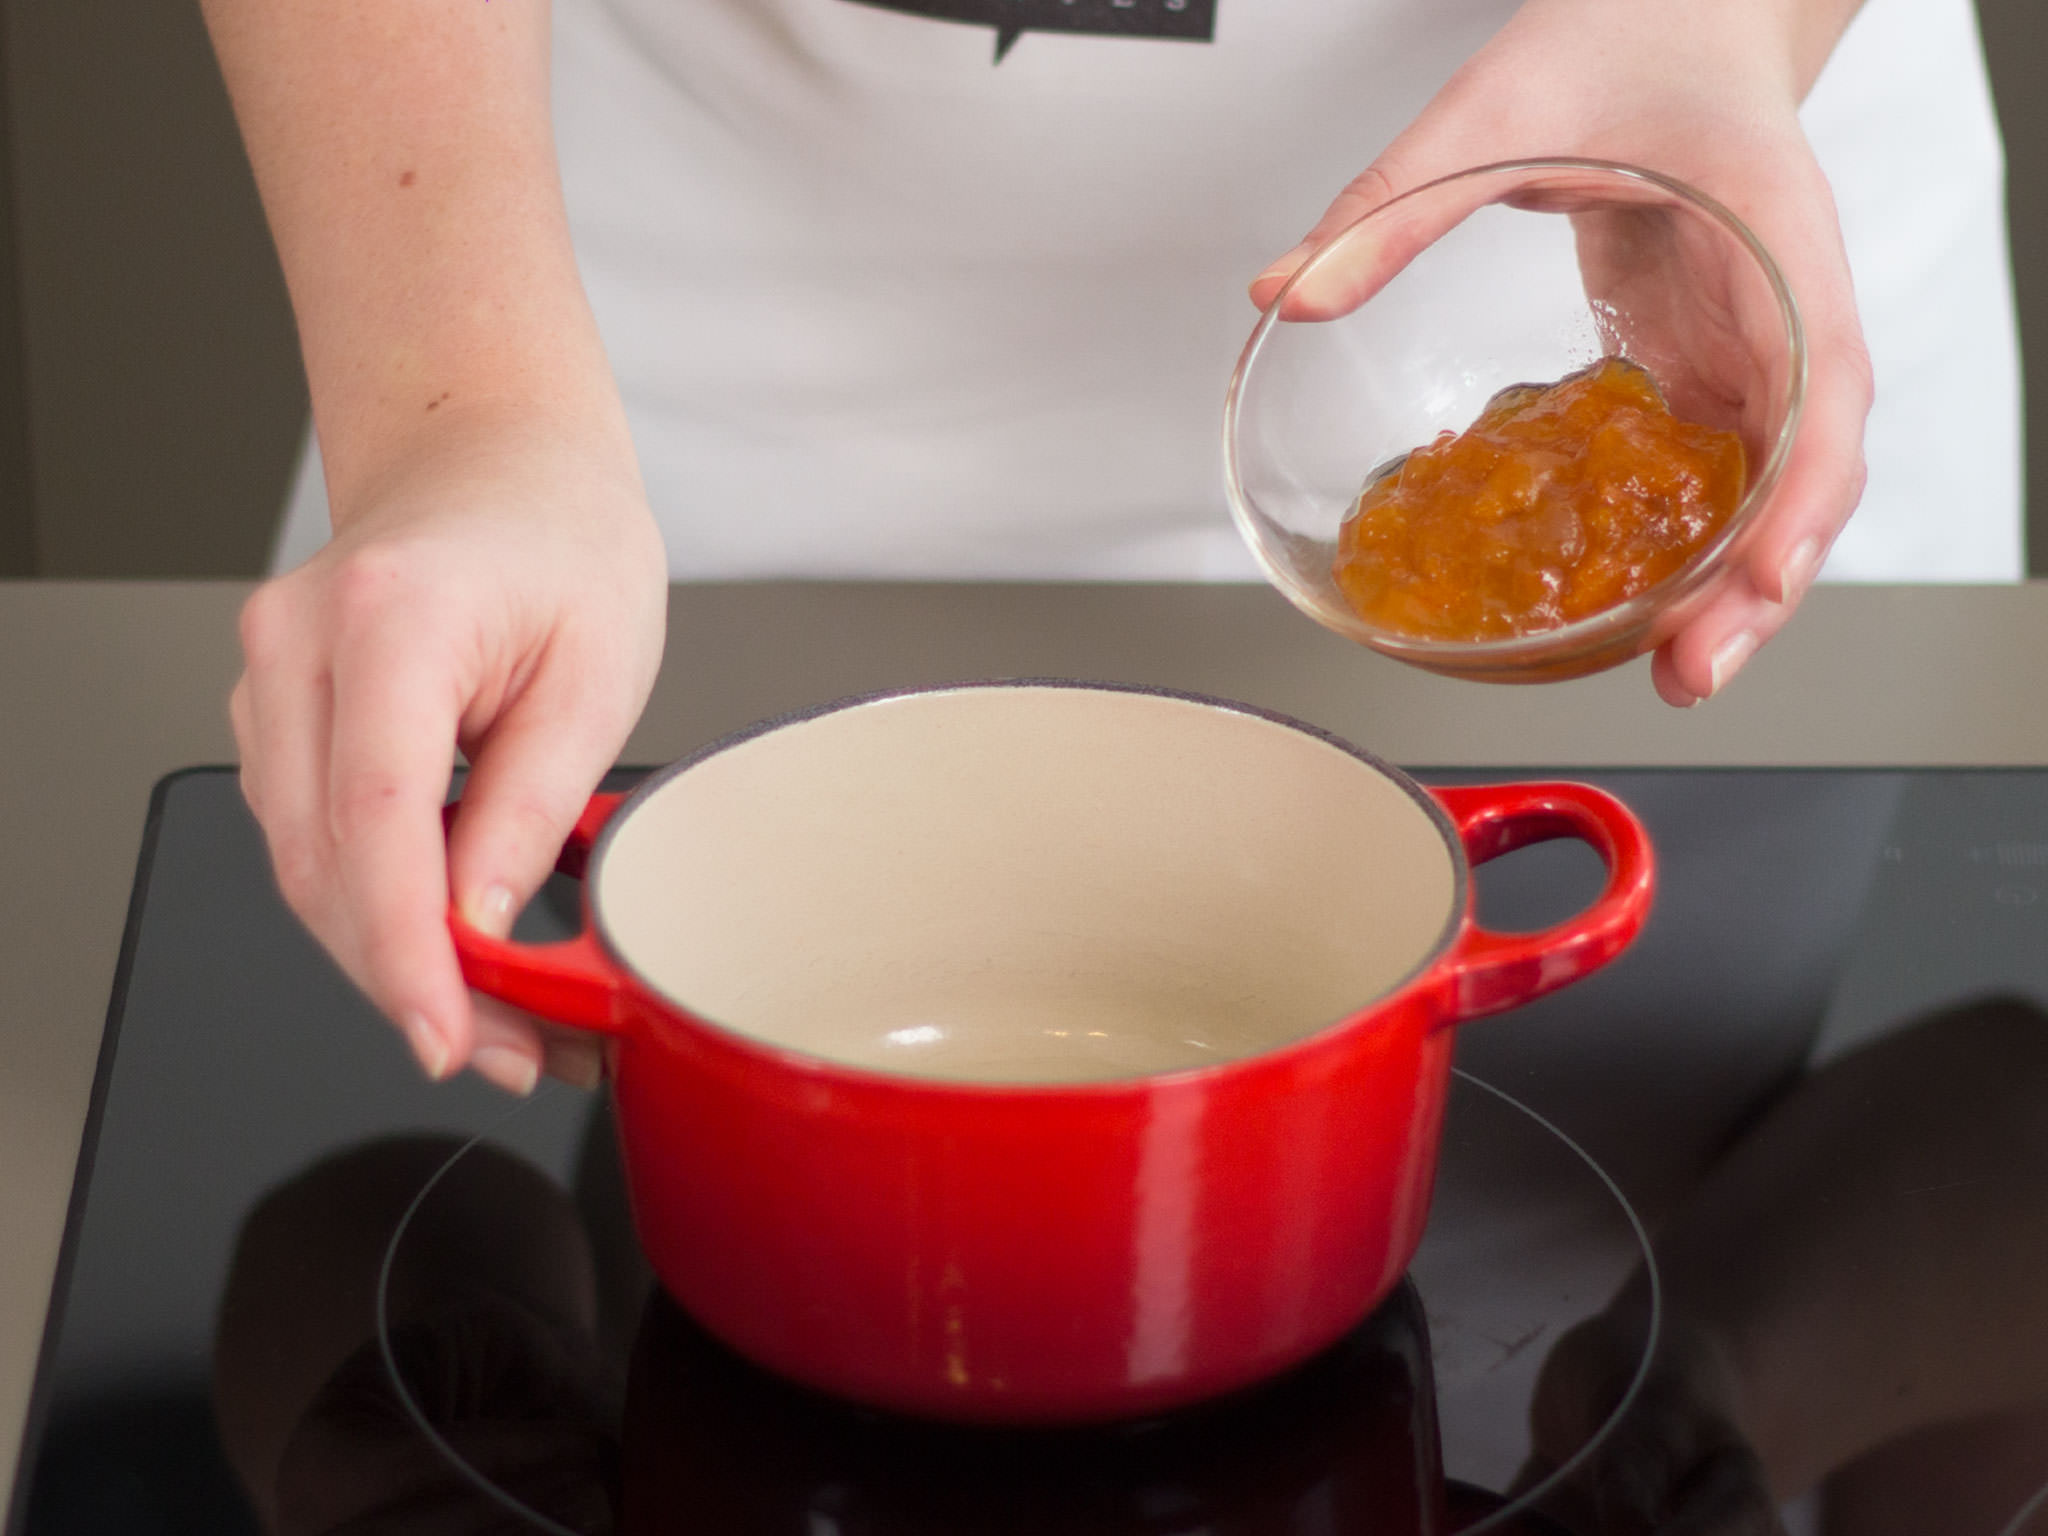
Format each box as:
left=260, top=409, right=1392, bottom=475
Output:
left=450, top=682, right=1652, bottom=1423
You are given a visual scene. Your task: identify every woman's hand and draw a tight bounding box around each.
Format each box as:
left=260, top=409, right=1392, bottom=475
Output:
left=201, top=0, right=664, bottom=1091
left=230, top=408, right=668, bottom=1094
left=1251, top=0, right=1872, bottom=706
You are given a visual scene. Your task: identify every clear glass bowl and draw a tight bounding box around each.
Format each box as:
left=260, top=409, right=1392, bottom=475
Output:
left=1223, top=159, right=1805, bottom=684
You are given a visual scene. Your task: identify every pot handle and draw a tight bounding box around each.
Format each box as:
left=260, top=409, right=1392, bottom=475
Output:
left=442, top=790, right=635, bottom=1034
left=1428, top=781, right=1654, bottom=1026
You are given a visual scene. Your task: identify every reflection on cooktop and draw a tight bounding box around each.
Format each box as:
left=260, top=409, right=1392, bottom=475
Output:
left=16, top=767, right=2048, bottom=1536
left=212, top=1070, right=1604, bottom=1536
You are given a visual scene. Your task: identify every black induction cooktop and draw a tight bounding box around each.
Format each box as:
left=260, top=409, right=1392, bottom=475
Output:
left=14, top=766, right=2048, bottom=1536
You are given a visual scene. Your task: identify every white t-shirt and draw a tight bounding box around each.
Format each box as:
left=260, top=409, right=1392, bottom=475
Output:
left=273, top=0, right=2023, bottom=584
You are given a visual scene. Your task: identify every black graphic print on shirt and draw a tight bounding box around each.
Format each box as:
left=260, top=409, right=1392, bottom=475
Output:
left=836, top=0, right=1215, bottom=63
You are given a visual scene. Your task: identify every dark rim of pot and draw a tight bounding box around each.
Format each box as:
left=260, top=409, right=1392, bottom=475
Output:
left=580, top=678, right=1472, bottom=1094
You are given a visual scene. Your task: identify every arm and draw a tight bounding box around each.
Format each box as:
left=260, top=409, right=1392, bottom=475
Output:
left=204, top=0, right=668, bottom=1091
left=201, top=0, right=615, bottom=509
left=1252, top=0, right=1873, bottom=707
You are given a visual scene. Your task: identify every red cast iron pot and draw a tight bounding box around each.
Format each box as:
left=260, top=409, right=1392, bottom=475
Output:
left=448, top=682, right=1651, bottom=1424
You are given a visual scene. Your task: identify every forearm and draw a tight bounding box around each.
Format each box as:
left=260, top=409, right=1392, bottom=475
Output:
left=1782, top=0, right=1867, bottom=95
left=199, top=0, right=627, bottom=522
left=1499, top=0, right=1862, bottom=99
left=1695, top=0, right=1864, bottom=96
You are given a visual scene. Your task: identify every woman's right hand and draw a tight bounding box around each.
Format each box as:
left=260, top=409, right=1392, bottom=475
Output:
left=199, top=0, right=662, bottom=1093
left=230, top=406, right=668, bottom=1095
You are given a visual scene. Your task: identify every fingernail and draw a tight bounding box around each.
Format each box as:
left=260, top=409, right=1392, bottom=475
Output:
left=465, top=883, right=518, bottom=938
left=473, top=1043, right=541, bottom=1097
left=1708, top=630, right=1759, bottom=696
left=546, top=1037, right=606, bottom=1092
left=1253, top=245, right=1310, bottom=291
left=1778, top=537, right=1821, bottom=603
left=402, top=1011, right=454, bottom=1080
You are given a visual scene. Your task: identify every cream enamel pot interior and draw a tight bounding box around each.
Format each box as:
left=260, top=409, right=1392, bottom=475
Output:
left=448, top=682, right=1653, bottom=1422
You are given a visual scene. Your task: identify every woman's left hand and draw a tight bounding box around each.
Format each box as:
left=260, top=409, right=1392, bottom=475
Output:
left=1251, top=0, right=1872, bottom=707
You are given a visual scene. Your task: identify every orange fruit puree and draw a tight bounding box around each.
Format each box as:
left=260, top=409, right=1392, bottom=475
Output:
left=1333, top=357, right=1746, bottom=642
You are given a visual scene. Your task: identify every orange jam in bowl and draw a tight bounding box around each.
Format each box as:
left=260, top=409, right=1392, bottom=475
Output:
left=1332, top=357, right=1747, bottom=642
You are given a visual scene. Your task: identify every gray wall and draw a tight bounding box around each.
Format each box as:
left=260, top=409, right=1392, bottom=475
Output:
left=0, top=0, right=303, bottom=579
left=0, top=1, right=2041, bottom=579
left=1978, top=0, right=2045, bottom=579
left=0, top=9, right=34, bottom=576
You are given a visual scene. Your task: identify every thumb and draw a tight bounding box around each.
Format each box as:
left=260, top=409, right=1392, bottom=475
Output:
left=1247, top=144, right=1505, bottom=321
left=1247, top=55, right=1493, bottom=312
left=1249, top=164, right=1409, bottom=311
left=445, top=658, right=636, bottom=948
